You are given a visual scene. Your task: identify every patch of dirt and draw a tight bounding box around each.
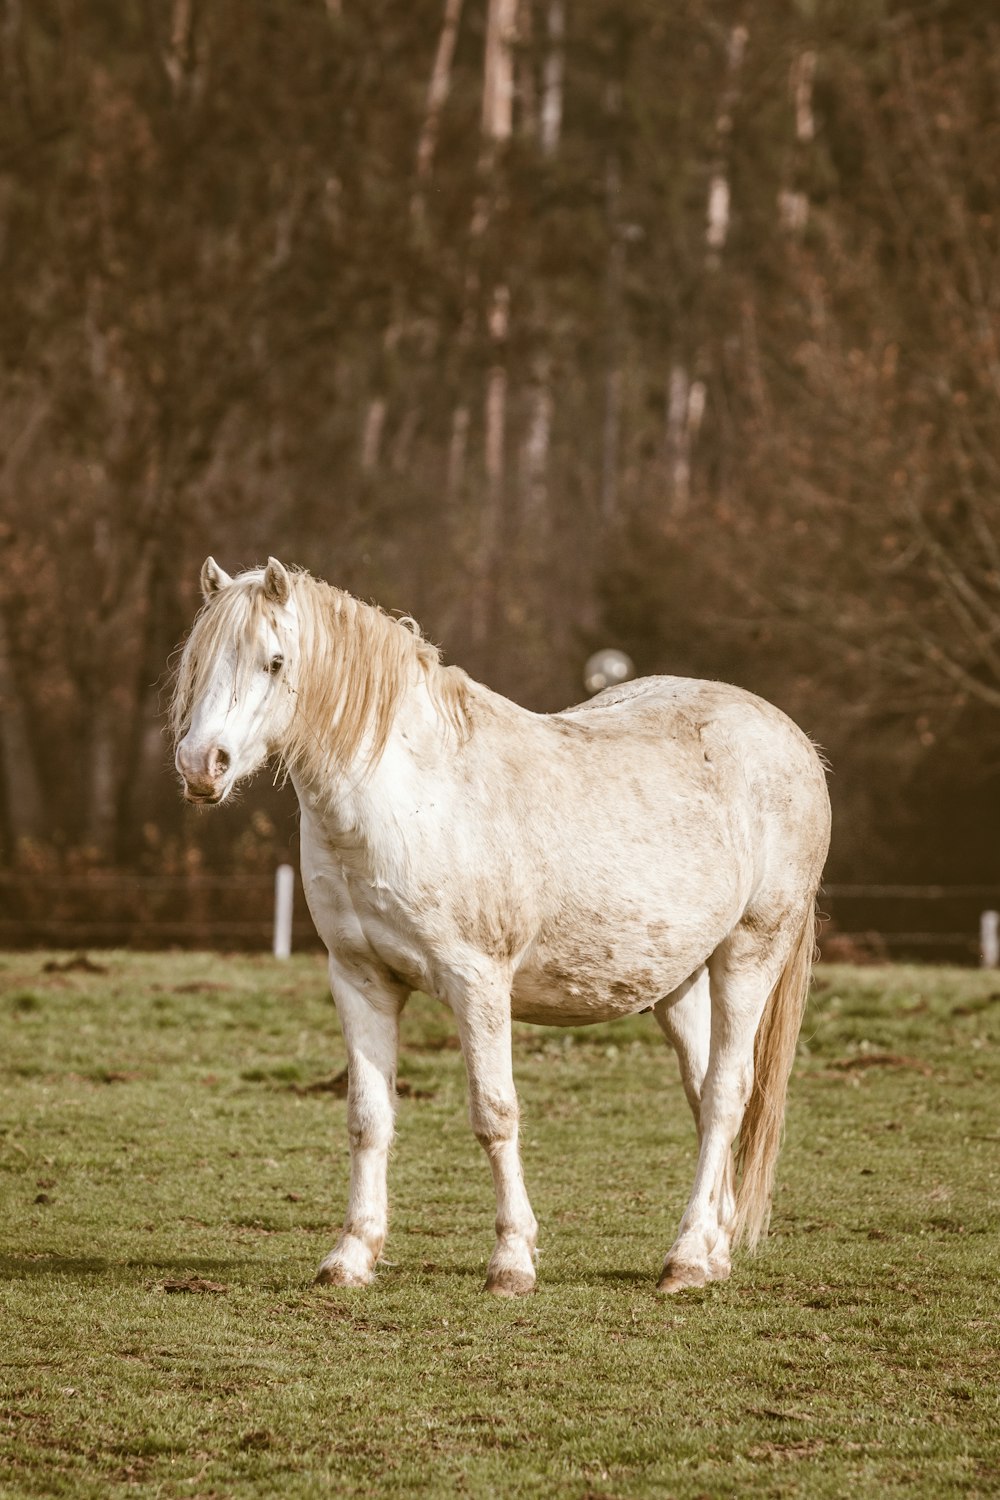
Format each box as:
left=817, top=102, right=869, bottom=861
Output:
left=951, top=991, right=1000, bottom=1017
left=290, top=1069, right=436, bottom=1100
left=746, top=1407, right=815, bottom=1423
left=396, top=1078, right=437, bottom=1100
left=746, top=1439, right=826, bottom=1461
left=239, top=1429, right=271, bottom=1450
left=292, top=1069, right=349, bottom=1097
left=159, top=1276, right=228, bottom=1294
left=171, top=981, right=234, bottom=994
left=109, top=1459, right=157, bottom=1484
left=42, top=954, right=108, bottom=974
left=826, top=1051, right=933, bottom=1077
left=411, top=1034, right=461, bottom=1052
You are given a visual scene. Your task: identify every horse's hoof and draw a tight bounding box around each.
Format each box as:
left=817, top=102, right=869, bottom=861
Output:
left=485, top=1268, right=536, bottom=1297
left=707, top=1251, right=732, bottom=1282
left=314, top=1263, right=371, bottom=1288
left=656, top=1262, right=709, bottom=1295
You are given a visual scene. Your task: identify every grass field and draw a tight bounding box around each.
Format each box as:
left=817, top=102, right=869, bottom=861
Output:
left=0, top=951, right=997, bottom=1498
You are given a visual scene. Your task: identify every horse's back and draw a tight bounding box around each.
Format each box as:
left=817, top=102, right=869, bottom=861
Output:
left=556, top=673, right=812, bottom=751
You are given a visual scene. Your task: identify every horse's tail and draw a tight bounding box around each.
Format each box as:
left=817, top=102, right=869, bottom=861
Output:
left=732, top=903, right=817, bottom=1251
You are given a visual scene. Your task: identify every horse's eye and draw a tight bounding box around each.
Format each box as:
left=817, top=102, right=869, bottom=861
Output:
left=268, top=655, right=284, bottom=676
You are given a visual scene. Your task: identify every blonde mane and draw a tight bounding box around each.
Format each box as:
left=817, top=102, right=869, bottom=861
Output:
left=171, top=569, right=469, bottom=779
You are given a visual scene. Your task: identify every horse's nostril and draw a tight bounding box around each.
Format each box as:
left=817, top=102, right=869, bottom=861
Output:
left=212, top=747, right=231, bottom=777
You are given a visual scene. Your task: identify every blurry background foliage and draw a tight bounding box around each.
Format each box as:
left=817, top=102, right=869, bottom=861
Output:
left=1, top=0, right=999, bottom=887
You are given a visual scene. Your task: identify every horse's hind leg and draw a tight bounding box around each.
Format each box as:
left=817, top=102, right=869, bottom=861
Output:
left=654, top=967, right=736, bottom=1282
left=657, top=924, right=792, bottom=1294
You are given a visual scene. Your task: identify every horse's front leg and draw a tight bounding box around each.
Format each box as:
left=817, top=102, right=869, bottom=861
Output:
left=453, top=980, right=538, bottom=1297
left=315, top=957, right=405, bottom=1288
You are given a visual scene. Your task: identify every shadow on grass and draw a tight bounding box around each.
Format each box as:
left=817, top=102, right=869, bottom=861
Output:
left=336, top=1261, right=672, bottom=1293
left=588, top=1268, right=659, bottom=1285
left=0, top=1254, right=247, bottom=1280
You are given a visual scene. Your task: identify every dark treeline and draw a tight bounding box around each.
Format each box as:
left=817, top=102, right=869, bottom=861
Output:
left=2, top=0, right=999, bottom=891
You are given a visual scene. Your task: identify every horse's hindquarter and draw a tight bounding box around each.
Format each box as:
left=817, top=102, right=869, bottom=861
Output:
left=505, top=679, right=829, bottom=1025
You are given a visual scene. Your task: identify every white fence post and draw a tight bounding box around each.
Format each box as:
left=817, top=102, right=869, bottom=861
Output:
left=273, top=864, right=295, bottom=959
left=980, top=910, right=999, bottom=968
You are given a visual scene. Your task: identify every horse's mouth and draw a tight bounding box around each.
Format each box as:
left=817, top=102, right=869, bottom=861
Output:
left=183, top=785, right=225, bottom=806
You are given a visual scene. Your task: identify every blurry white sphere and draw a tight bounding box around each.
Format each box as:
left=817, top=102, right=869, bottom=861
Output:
left=584, top=648, right=635, bottom=696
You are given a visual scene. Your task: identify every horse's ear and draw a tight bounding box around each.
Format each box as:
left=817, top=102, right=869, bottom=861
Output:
left=201, top=557, right=232, bottom=600
left=263, top=556, right=291, bottom=606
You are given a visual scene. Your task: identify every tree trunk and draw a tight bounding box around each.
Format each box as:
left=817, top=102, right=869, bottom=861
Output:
left=484, top=285, right=509, bottom=513
left=705, top=24, right=747, bottom=266
left=522, top=356, right=553, bottom=527
left=162, top=0, right=204, bottom=102
left=664, top=365, right=707, bottom=515
left=0, top=607, right=46, bottom=850
left=360, top=396, right=387, bottom=473
left=2, top=0, right=28, bottom=125
left=470, top=0, right=519, bottom=648
left=413, top=0, right=465, bottom=218
left=447, top=404, right=470, bottom=498
left=664, top=23, right=749, bottom=514
left=601, top=81, right=624, bottom=525
left=482, top=0, right=517, bottom=141
left=540, top=0, right=565, bottom=156
left=515, top=0, right=537, bottom=139
left=778, top=49, right=816, bottom=236
left=85, top=696, right=118, bottom=856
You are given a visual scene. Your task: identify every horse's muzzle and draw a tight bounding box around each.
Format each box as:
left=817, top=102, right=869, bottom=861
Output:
left=176, top=740, right=231, bottom=804
left=183, top=782, right=224, bottom=805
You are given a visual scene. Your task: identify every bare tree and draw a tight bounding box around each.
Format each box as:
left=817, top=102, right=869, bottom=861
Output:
left=413, top=0, right=465, bottom=213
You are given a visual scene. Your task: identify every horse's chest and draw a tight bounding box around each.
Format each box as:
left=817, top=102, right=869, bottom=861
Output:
left=302, top=854, right=432, bottom=993
left=337, top=874, right=438, bottom=993
left=356, top=899, right=431, bottom=991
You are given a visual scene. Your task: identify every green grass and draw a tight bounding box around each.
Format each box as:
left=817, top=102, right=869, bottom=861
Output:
left=0, top=953, right=997, bottom=1498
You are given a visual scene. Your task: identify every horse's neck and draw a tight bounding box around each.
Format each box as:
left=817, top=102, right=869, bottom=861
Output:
left=290, top=665, right=447, bottom=853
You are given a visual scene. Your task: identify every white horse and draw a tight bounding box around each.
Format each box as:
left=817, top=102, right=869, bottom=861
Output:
left=172, top=557, right=830, bottom=1296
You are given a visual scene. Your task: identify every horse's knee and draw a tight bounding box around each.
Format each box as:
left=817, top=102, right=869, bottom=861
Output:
left=347, top=1090, right=395, bottom=1153
left=471, top=1090, right=519, bottom=1149
left=704, top=1057, right=754, bottom=1122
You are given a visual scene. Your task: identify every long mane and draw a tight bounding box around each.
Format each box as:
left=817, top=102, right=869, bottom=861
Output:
left=287, top=574, right=469, bottom=778
left=171, top=569, right=469, bottom=779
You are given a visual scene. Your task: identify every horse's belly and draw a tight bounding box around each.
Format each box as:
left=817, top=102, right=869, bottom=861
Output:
left=508, top=883, right=739, bottom=1026
left=510, top=949, right=691, bottom=1027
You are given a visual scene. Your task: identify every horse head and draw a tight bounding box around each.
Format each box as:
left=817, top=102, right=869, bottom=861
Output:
left=172, top=556, right=299, bottom=805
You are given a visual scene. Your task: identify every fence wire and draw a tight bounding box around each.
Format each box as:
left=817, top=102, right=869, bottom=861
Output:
left=1, top=873, right=998, bottom=961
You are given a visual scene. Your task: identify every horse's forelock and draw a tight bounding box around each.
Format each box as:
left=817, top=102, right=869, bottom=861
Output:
left=286, top=576, right=468, bottom=781
left=170, top=577, right=275, bottom=744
